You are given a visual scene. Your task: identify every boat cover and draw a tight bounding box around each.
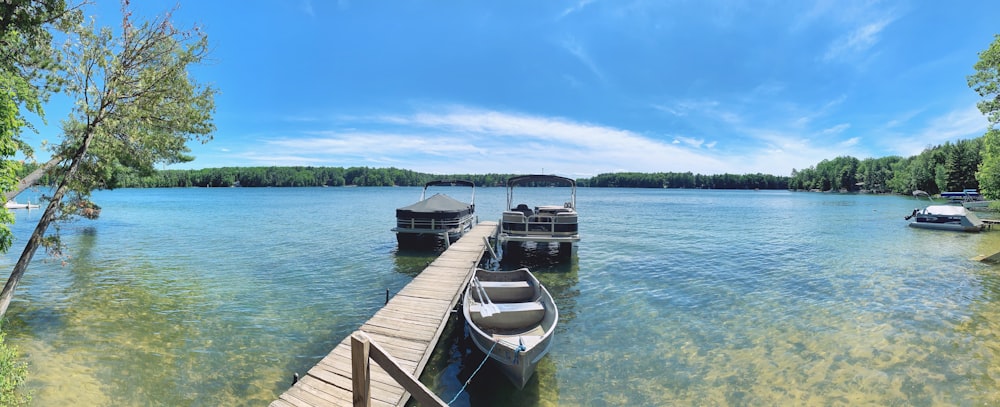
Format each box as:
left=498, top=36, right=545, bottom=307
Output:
left=924, top=205, right=971, bottom=216
left=396, top=193, right=474, bottom=220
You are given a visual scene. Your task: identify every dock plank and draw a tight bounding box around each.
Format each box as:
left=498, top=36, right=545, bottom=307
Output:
left=270, top=222, right=496, bottom=407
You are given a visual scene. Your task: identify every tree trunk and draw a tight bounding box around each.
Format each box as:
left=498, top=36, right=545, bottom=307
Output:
left=0, top=138, right=92, bottom=318
left=3, top=156, right=62, bottom=202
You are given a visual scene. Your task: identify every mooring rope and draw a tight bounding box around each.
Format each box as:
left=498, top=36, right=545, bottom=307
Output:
left=511, top=336, right=526, bottom=365
left=448, top=340, right=499, bottom=405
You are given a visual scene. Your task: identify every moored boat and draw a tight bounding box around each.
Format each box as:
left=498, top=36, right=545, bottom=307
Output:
left=941, top=189, right=995, bottom=211
left=905, top=204, right=985, bottom=232
left=462, top=267, right=557, bottom=389
left=393, top=180, right=476, bottom=247
left=499, top=175, right=579, bottom=253
left=4, top=200, right=39, bottom=209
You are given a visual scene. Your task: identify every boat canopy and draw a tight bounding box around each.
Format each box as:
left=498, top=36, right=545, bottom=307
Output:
left=507, top=175, right=575, bottom=188
left=420, top=180, right=475, bottom=203
left=506, top=175, right=576, bottom=210
left=396, top=193, right=474, bottom=219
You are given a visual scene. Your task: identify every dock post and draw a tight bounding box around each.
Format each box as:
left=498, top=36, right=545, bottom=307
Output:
left=351, top=332, right=371, bottom=407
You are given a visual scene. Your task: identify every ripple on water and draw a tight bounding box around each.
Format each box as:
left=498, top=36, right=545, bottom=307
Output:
left=5, top=188, right=1000, bottom=405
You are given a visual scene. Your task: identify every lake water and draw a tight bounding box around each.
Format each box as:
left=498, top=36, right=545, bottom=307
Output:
left=4, top=187, right=1000, bottom=406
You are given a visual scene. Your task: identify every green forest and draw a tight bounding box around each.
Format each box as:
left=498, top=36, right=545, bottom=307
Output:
left=54, top=165, right=790, bottom=189
left=787, top=138, right=982, bottom=195
left=14, top=135, right=985, bottom=193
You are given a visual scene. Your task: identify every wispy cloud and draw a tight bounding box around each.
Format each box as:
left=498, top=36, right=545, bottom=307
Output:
left=557, top=0, right=595, bottom=20
left=821, top=123, right=851, bottom=136
left=839, top=137, right=860, bottom=148
left=886, top=106, right=989, bottom=157
left=239, top=107, right=739, bottom=176
left=823, top=18, right=894, bottom=62
left=558, top=37, right=606, bottom=83
left=672, top=136, right=714, bottom=149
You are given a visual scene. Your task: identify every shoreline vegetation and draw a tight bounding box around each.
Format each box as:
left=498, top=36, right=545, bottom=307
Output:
left=13, top=135, right=984, bottom=194
left=20, top=164, right=794, bottom=190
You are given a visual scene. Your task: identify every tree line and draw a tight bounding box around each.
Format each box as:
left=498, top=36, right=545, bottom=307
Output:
left=580, top=172, right=788, bottom=189
left=788, top=138, right=983, bottom=195
left=96, top=132, right=985, bottom=194
left=12, top=135, right=990, bottom=195
left=67, top=165, right=791, bottom=189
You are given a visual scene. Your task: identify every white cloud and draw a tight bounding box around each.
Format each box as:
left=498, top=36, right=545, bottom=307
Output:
left=821, top=123, right=851, bottom=136
left=558, top=37, right=606, bottom=83
left=673, top=136, right=706, bottom=148
left=823, top=18, right=893, bottom=62
left=839, top=137, right=860, bottom=147
left=886, top=107, right=989, bottom=157
left=557, top=0, right=595, bottom=20
left=243, top=107, right=742, bottom=176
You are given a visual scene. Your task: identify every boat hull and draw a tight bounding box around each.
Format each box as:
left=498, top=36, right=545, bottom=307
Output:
left=467, top=323, right=553, bottom=389
left=908, top=222, right=982, bottom=232
left=462, top=268, right=558, bottom=389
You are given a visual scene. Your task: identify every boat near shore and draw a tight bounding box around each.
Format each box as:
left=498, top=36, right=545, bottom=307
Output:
left=462, top=267, right=557, bottom=389
left=905, top=204, right=985, bottom=232
left=4, top=200, right=39, bottom=210
left=940, top=189, right=995, bottom=211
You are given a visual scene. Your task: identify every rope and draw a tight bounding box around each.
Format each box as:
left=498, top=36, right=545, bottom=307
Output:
left=448, top=340, right=498, bottom=405
left=511, top=336, right=527, bottom=365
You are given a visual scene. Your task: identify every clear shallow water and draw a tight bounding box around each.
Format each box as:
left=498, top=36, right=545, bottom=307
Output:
left=4, top=188, right=1000, bottom=405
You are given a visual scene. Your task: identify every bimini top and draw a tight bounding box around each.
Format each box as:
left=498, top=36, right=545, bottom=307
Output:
left=507, top=175, right=576, bottom=188
left=506, top=175, right=576, bottom=211
left=396, top=193, right=474, bottom=219
left=418, top=179, right=475, bottom=204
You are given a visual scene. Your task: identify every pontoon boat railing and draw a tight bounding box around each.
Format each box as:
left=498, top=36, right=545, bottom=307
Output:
left=396, top=214, right=476, bottom=231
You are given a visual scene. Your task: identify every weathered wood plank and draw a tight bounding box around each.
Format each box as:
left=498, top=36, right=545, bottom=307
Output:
left=372, top=308, right=444, bottom=325
left=366, top=312, right=440, bottom=330
left=269, top=399, right=299, bottom=407
left=313, top=356, right=401, bottom=392
left=270, top=222, right=496, bottom=406
left=311, top=351, right=413, bottom=406
left=273, top=392, right=314, bottom=407
left=385, top=294, right=452, bottom=307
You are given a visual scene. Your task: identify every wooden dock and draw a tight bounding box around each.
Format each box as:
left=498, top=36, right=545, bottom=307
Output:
left=271, top=221, right=498, bottom=407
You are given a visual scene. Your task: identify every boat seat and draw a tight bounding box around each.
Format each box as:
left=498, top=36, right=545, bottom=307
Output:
left=475, top=281, right=534, bottom=302
left=514, top=204, right=533, bottom=217
left=470, top=301, right=545, bottom=329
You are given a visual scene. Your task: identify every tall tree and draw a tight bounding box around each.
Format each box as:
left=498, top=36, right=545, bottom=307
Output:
left=0, top=3, right=217, bottom=318
left=970, top=34, right=1000, bottom=199
left=0, top=1, right=79, bottom=252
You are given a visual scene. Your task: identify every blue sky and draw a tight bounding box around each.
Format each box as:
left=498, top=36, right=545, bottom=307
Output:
left=29, top=1, right=1000, bottom=177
